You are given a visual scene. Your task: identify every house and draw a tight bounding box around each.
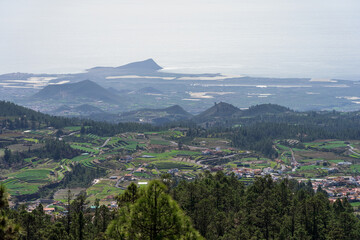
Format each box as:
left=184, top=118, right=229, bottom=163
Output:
left=124, top=174, right=133, bottom=181
left=135, top=168, right=145, bottom=173
left=43, top=208, right=55, bottom=214
left=109, top=176, right=118, bottom=180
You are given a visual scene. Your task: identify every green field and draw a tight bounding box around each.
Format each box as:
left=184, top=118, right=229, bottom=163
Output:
left=8, top=169, right=53, bottom=182
left=2, top=179, right=41, bottom=195
left=86, top=180, right=122, bottom=204
left=24, top=138, right=39, bottom=143
left=151, top=160, right=199, bottom=170
left=64, top=126, right=82, bottom=131
left=277, top=144, right=290, bottom=150
left=351, top=164, right=360, bottom=172
left=3, top=169, right=57, bottom=196
left=150, top=139, right=171, bottom=146
left=350, top=202, right=360, bottom=207
left=296, top=165, right=320, bottom=171
left=139, top=150, right=200, bottom=161
left=70, top=144, right=99, bottom=154
left=304, top=141, right=348, bottom=149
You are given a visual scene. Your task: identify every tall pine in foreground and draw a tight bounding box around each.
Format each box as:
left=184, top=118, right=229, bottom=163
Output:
left=0, top=185, right=21, bottom=240
left=107, top=181, right=203, bottom=240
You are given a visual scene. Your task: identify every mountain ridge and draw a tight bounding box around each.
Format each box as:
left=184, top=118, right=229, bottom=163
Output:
left=32, top=80, right=121, bottom=103
left=87, top=59, right=162, bottom=73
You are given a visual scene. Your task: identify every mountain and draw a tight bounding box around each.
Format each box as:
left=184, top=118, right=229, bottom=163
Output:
left=163, top=105, right=192, bottom=116
left=135, top=87, right=163, bottom=94
left=87, top=59, right=162, bottom=74
left=194, top=102, right=241, bottom=122
left=240, top=104, right=292, bottom=116
left=119, top=105, right=192, bottom=124
left=32, top=80, right=121, bottom=103
left=116, top=58, right=162, bottom=71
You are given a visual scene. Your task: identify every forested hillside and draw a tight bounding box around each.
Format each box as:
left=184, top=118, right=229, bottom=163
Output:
left=1, top=174, right=360, bottom=239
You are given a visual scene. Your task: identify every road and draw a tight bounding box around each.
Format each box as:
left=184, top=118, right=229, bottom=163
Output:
left=290, top=149, right=299, bottom=172
left=348, top=144, right=360, bottom=156
left=101, top=137, right=111, bottom=148
left=196, top=153, right=238, bottom=168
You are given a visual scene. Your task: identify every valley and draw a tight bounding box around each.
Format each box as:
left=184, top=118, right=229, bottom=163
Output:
left=2, top=101, right=360, bottom=211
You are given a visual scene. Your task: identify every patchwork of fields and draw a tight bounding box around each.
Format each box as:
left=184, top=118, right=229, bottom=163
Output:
left=2, top=125, right=360, bottom=206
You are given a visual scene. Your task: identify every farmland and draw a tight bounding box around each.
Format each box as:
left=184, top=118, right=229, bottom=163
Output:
left=2, top=118, right=360, bottom=209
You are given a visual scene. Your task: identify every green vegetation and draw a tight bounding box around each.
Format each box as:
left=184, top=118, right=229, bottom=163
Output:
left=173, top=173, right=360, bottom=240
left=86, top=180, right=122, bottom=203
left=139, top=150, right=200, bottom=160
left=149, top=139, right=170, bottom=145
left=107, top=181, right=203, bottom=239
left=151, top=160, right=199, bottom=170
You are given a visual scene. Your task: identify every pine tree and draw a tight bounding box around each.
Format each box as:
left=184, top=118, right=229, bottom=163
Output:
left=107, top=180, right=203, bottom=240
left=0, top=185, right=21, bottom=240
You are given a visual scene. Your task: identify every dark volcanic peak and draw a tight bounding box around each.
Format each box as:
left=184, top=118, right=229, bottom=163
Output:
left=32, top=80, right=120, bottom=103
left=196, top=102, right=241, bottom=120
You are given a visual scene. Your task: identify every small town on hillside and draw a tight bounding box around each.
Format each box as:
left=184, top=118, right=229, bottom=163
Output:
left=2, top=125, right=360, bottom=216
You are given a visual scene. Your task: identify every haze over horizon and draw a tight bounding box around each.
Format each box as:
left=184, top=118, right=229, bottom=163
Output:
left=1, top=0, right=360, bottom=80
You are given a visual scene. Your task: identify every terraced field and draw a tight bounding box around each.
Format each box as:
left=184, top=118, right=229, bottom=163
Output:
left=4, top=169, right=60, bottom=196
left=139, top=150, right=201, bottom=161
left=304, top=140, right=348, bottom=149
left=86, top=180, right=122, bottom=204
left=151, top=160, right=200, bottom=171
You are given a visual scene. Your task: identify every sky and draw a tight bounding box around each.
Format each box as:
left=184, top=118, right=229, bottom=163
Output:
left=0, top=0, right=360, bottom=79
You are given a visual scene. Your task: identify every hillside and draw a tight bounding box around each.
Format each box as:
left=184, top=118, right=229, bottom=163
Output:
left=239, top=103, right=292, bottom=116
left=0, top=101, right=77, bottom=128
left=119, top=105, right=192, bottom=124
left=54, top=105, right=72, bottom=112
left=74, top=104, right=104, bottom=114
left=193, top=102, right=241, bottom=122
left=32, top=80, right=121, bottom=103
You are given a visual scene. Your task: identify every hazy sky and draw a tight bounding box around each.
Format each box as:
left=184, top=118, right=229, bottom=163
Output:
left=0, top=0, right=359, bottom=79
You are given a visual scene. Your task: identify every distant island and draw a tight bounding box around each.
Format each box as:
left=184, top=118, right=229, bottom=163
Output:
left=0, top=59, right=359, bottom=117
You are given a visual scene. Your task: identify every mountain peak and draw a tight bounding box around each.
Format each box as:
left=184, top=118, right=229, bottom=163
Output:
left=164, top=105, right=192, bottom=116
left=32, top=80, right=120, bottom=103
left=195, top=102, right=241, bottom=120
left=117, top=58, right=162, bottom=71
left=87, top=59, right=163, bottom=73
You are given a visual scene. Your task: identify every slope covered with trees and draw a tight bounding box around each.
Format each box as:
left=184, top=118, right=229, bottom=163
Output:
left=1, top=174, right=360, bottom=239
